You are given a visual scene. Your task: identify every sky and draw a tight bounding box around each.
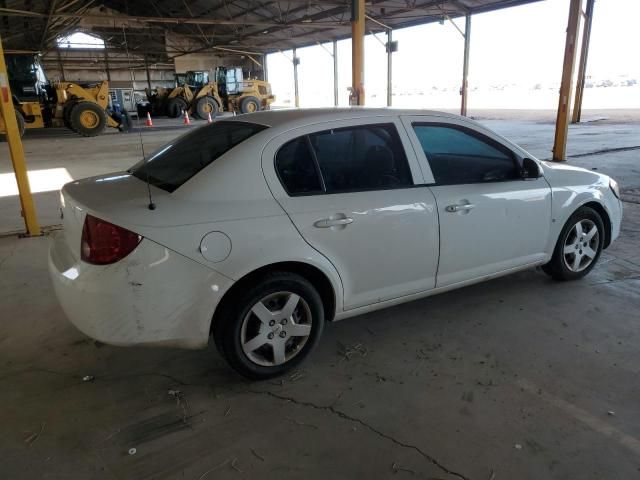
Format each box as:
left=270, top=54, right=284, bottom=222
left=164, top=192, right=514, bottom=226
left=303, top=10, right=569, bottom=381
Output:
left=266, top=0, right=640, bottom=109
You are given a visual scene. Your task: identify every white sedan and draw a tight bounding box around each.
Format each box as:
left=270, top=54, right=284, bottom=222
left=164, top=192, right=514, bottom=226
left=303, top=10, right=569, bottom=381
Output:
left=49, top=109, right=622, bottom=378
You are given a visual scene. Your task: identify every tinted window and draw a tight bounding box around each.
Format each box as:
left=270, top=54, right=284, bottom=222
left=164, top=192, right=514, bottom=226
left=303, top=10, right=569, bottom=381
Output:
left=309, top=124, right=412, bottom=193
left=130, top=121, right=266, bottom=192
left=412, top=124, right=518, bottom=185
left=275, top=137, right=323, bottom=195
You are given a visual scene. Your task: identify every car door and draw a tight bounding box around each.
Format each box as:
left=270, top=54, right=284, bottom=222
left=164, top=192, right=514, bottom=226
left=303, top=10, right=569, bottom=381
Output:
left=401, top=115, right=552, bottom=287
left=262, top=117, right=440, bottom=311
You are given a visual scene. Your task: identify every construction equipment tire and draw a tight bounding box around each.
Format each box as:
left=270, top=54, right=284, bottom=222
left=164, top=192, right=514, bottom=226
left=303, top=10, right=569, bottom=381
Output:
left=240, top=96, right=260, bottom=114
left=63, top=100, right=78, bottom=131
left=0, top=110, right=26, bottom=141
left=69, top=101, right=108, bottom=137
left=195, top=96, right=219, bottom=119
left=166, top=97, right=188, bottom=118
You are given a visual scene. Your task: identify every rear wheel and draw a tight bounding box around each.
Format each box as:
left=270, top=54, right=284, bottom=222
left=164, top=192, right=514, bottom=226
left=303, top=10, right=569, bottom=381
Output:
left=542, top=206, right=604, bottom=281
left=213, top=272, right=324, bottom=379
left=0, top=110, right=26, bottom=140
left=166, top=97, right=188, bottom=118
left=195, top=96, right=219, bottom=120
left=69, top=101, right=107, bottom=137
left=240, top=96, right=260, bottom=114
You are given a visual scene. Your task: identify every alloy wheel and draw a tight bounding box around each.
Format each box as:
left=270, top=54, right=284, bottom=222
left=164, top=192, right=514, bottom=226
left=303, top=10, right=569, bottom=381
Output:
left=240, top=291, right=312, bottom=366
left=562, top=219, right=599, bottom=272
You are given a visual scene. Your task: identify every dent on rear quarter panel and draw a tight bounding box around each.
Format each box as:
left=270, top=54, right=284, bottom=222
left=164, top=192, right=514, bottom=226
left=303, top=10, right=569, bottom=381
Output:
left=53, top=238, right=232, bottom=349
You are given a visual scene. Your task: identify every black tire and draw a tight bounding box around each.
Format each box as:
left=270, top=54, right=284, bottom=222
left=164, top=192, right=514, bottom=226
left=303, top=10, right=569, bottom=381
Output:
left=542, top=206, right=605, bottom=281
left=195, top=96, right=219, bottom=120
left=1, top=110, right=25, bottom=141
left=69, top=101, right=107, bottom=137
left=213, top=272, right=325, bottom=379
left=239, top=95, right=260, bottom=114
left=63, top=100, right=78, bottom=131
left=166, top=97, right=188, bottom=118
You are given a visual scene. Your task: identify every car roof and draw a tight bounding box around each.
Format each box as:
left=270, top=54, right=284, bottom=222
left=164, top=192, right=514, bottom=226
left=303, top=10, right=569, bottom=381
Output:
left=228, top=107, right=462, bottom=129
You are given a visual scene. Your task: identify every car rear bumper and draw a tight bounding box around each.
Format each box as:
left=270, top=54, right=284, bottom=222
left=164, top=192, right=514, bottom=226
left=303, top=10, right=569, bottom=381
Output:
left=48, top=232, right=233, bottom=349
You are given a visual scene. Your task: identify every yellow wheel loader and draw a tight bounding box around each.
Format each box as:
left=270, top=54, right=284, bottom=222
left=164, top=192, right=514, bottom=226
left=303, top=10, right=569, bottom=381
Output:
left=143, top=67, right=274, bottom=120
left=164, top=71, right=219, bottom=118
left=214, top=66, right=274, bottom=114
left=0, top=54, right=131, bottom=139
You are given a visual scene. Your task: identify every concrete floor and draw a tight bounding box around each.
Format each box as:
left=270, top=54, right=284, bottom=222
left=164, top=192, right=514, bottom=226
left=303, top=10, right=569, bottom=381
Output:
left=1, top=110, right=640, bottom=479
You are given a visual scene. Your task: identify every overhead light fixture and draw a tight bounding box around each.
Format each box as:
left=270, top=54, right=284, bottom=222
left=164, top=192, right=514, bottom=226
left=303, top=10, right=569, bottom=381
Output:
left=301, top=17, right=312, bottom=23
left=262, top=30, right=269, bottom=34
left=230, top=39, right=239, bottom=44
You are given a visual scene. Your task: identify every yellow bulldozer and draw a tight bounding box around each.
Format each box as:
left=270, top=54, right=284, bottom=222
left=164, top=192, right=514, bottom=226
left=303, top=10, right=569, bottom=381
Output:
left=144, top=67, right=274, bottom=119
left=0, top=54, right=131, bottom=138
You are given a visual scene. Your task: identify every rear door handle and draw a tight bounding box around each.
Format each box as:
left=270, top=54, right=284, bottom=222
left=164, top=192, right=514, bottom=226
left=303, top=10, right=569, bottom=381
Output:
left=314, top=217, right=354, bottom=228
left=445, top=203, right=475, bottom=213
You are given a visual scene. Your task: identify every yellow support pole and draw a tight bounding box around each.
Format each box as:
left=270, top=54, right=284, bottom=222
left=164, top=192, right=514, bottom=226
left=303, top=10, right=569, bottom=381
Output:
left=572, top=0, right=595, bottom=124
left=552, top=0, right=582, bottom=162
left=350, top=0, right=365, bottom=106
left=0, top=35, right=40, bottom=236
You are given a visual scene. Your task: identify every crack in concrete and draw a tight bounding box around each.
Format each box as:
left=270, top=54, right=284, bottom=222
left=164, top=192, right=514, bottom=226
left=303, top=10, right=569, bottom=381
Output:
left=250, top=390, right=471, bottom=480
left=0, top=367, right=190, bottom=386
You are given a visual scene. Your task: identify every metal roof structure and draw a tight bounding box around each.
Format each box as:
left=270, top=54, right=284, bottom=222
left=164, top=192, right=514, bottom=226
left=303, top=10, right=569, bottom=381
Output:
left=0, top=1, right=542, bottom=60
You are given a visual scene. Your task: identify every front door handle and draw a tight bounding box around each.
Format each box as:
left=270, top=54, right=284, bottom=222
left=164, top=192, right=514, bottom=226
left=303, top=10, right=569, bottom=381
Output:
left=445, top=203, right=475, bottom=213
left=314, top=217, right=354, bottom=228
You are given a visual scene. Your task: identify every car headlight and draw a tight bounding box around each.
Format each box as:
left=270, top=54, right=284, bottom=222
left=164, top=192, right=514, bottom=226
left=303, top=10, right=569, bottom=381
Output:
left=609, top=178, right=621, bottom=199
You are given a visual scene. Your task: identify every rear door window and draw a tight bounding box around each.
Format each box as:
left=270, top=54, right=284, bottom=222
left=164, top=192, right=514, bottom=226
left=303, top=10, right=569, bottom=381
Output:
left=130, top=121, right=266, bottom=192
left=275, top=137, right=323, bottom=195
left=310, top=124, right=412, bottom=193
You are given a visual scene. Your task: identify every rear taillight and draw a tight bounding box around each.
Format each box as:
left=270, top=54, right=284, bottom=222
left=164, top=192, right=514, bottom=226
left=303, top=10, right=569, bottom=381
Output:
left=81, top=214, right=142, bottom=265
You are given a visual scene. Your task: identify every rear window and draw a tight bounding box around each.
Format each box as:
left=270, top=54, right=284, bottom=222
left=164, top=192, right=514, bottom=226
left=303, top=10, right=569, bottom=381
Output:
left=130, top=121, right=267, bottom=192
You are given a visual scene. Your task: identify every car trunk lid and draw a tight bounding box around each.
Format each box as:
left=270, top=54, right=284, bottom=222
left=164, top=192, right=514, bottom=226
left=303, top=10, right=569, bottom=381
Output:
left=60, top=172, right=168, bottom=261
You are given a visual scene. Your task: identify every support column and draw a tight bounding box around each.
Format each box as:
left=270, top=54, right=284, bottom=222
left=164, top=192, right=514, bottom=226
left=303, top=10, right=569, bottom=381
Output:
left=144, top=55, right=152, bottom=90
left=461, top=14, right=471, bottom=116
left=293, top=48, right=300, bottom=108
left=552, top=0, right=582, bottom=162
left=56, top=48, right=65, bottom=81
left=333, top=40, right=339, bottom=106
left=0, top=36, right=40, bottom=236
left=104, top=48, right=111, bottom=82
left=263, top=54, right=268, bottom=82
left=350, top=0, right=365, bottom=106
left=572, top=0, right=595, bottom=124
left=386, top=29, right=393, bottom=107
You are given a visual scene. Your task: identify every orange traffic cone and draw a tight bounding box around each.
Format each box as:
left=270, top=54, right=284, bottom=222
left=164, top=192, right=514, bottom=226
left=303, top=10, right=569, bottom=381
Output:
left=145, top=112, right=153, bottom=127
left=183, top=110, right=191, bottom=125
left=207, top=111, right=213, bottom=123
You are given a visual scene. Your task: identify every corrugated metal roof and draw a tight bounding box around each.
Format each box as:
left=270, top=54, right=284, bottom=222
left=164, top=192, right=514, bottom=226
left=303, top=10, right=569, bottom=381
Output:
left=0, top=1, right=544, bottom=59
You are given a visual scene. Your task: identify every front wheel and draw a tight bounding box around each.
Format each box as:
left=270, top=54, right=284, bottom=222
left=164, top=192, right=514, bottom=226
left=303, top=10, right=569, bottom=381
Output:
left=166, top=97, right=188, bottom=118
left=69, top=101, right=107, bottom=137
left=213, top=272, right=324, bottom=379
left=542, top=206, right=604, bottom=281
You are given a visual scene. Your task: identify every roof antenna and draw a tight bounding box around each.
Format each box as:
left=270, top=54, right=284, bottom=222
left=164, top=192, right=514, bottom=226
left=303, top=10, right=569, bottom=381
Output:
left=139, top=131, right=156, bottom=210
left=121, top=24, right=155, bottom=211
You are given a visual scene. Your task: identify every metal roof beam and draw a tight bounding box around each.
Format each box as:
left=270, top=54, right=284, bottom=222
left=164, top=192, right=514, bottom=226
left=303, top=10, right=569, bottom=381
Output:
left=0, top=7, right=346, bottom=28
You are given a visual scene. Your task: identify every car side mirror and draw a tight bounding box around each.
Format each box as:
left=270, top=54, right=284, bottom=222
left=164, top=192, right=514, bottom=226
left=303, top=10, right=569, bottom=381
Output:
left=521, top=158, right=541, bottom=180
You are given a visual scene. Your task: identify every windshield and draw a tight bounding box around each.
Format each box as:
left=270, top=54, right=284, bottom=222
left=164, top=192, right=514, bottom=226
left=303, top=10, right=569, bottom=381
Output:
left=130, top=121, right=267, bottom=192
